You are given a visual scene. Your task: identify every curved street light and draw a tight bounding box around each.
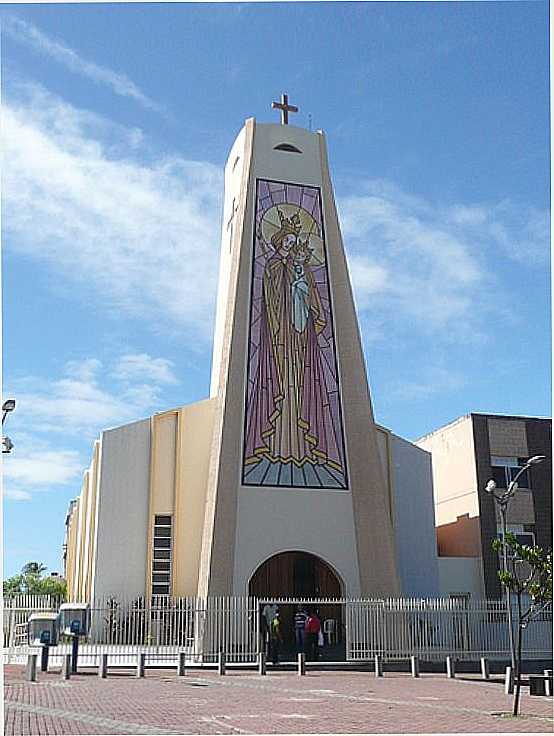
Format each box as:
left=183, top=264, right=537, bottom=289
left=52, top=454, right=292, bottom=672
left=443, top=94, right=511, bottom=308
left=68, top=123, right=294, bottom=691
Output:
left=2, top=398, right=15, bottom=426
left=2, top=398, right=16, bottom=454
left=485, top=454, right=546, bottom=672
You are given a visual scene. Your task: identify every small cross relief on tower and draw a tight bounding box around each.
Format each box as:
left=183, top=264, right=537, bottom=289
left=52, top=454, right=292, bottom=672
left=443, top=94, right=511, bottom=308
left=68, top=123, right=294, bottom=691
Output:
left=271, top=93, right=298, bottom=125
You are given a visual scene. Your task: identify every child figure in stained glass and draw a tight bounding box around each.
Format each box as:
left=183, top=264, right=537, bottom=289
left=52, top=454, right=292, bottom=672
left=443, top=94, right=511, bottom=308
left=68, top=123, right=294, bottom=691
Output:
left=244, top=204, right=344, bottom=485
left=291, top=239, right=313, bottom=333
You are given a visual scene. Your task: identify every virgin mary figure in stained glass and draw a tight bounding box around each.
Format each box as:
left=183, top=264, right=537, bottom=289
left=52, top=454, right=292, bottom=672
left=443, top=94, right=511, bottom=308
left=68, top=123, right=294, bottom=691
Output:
left=243, top=182, right=347, bottom=489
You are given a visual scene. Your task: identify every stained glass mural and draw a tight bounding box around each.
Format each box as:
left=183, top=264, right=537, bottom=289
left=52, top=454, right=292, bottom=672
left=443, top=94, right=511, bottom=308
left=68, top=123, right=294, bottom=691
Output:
left=242, top=179, right=348, bottom=489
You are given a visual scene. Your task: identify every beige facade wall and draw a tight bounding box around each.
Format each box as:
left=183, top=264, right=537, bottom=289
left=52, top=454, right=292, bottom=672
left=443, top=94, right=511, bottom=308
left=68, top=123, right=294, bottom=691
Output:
left=416, top=415, right=479, bottom=527
left=147, top=410, right=178, bottom=598
left=79, top=440, right=101, bottom=602
left=375, top=426, right=395, bottom=525
left=86, top=441, right=101, bottom=600
left=74, top=473, right=89, bottom=601
left=173, top=399, right=217, bottom=596
left=65, top=500, right=79, bottom=601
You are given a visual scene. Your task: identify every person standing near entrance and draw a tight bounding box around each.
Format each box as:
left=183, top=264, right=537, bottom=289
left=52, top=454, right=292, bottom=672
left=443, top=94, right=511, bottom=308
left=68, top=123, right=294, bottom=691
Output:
left=269, top=612, right=283, bottom=665
left=305, top=609, right=321, bottom=661
left=294, top=606, right=308, bottom=653
left=262, top=602, right=278, bottom=655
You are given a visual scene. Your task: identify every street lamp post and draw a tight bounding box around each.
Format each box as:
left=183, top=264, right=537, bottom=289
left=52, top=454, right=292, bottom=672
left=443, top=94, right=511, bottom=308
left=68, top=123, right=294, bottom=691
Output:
left=2, top=399, right=16, bottom=426
left=2, top=399, right=16, bottom=454
left=485, top=455, right=546, bottom=670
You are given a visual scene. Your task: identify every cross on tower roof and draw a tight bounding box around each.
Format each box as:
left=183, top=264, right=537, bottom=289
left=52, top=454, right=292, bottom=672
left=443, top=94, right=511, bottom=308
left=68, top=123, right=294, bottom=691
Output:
left=271, top=93, right=298, bottom=125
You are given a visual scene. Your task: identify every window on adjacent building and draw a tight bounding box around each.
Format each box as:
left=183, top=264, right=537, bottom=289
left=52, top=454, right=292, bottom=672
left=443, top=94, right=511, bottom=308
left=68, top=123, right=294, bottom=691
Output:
left=152, top=515, right=172, bottom=595
left=490, top=456, right=531, bottom=489
left=497, top=524, right=535, bottom=549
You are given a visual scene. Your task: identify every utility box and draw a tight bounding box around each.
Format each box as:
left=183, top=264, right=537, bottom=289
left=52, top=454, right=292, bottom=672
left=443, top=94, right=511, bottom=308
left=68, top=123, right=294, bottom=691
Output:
left=28, top=613, right=59, bottom=647
left=58, top=603, right=90, bottom=637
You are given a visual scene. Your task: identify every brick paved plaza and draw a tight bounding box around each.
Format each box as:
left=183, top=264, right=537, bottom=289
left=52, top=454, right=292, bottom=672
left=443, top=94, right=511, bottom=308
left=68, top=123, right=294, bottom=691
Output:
left=5, top=664, right=553, bottom=735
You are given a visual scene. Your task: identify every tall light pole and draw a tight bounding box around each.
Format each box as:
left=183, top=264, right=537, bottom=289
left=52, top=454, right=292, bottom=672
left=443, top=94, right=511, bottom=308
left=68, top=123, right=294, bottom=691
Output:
left=485, top=454, right=545, bottom=669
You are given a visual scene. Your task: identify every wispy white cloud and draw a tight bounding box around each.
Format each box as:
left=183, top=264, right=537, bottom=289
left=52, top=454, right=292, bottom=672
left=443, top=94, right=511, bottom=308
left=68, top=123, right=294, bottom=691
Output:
left=4, top=444, right=83, bottom=501
left=385, top=366, right=466, bottom=402
left=111, top=354, right=178, bottom=385
left=11, top=355, right=178, bottom=436
left=3, top=16, right=164, bottom=113
left=3, top=83, right=222, bottom=339
left=4, top=353, right=181, bottom=501
left=338, top=179, right=548, bottom=343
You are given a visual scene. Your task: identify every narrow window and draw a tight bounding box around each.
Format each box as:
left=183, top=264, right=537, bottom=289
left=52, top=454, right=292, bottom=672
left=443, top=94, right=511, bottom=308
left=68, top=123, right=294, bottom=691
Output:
left=152, top=515, right=172, bottom=595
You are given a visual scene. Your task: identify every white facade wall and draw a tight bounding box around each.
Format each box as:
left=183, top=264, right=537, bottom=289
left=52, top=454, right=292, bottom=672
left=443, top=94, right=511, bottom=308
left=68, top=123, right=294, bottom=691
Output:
left=376, top=431, right=440, bottom=597
left=210, top=126, right=247, bottom=397
left=233, top=488, right=361, bottom=596
left=438, top=557, right=485, bottom=598
left=92, top=419, right=151, bottom=601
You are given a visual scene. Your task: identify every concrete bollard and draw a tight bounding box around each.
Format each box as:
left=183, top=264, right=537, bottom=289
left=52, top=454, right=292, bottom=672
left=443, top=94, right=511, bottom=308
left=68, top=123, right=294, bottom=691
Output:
left=136, top=652, right=145, bottom=678
left=446, top=656, right=455, bottom=679
left=218, top=650, right=226, bottom=676
left=26, top=653, right=37, bottom=682
left=544, top=670, right=553, bottom=697
left=480, top=657, right=490, bottom=680
left=177, top=652, right=186, bottom=677
left=258, top=651, right=266, bottom=676
left=61, top=654, right=71, bottom=680
left=529, top=675, right=546, bottom=696
left=504, top=666, right=514, bottom=695
left=98, top=653, right=108, bottom=678
left=297, top=652, right=306, bottom=676
left=374, top=655, right=383, bottom=677
left=410, top=656, right=420, bottom=678
left=504, top=666, right=514, bottom=694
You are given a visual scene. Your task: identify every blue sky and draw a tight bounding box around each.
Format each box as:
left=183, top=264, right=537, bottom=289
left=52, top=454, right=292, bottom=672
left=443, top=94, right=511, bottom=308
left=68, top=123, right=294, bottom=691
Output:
left=2, top=1, right=550, bottom=577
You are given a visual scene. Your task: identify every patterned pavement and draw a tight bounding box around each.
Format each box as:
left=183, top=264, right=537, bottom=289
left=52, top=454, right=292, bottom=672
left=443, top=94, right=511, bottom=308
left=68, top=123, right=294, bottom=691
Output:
left=4, top=664, right=553, bottom=734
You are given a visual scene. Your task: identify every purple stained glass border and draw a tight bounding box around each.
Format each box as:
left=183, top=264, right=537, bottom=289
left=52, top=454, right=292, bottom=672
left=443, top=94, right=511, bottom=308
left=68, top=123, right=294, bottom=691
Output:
left=241, top=178, right=349, bottom=490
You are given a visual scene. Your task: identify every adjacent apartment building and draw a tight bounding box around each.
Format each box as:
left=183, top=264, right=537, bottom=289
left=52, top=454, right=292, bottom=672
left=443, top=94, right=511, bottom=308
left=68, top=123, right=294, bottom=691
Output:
left=416, top=413, right=552, bottom=599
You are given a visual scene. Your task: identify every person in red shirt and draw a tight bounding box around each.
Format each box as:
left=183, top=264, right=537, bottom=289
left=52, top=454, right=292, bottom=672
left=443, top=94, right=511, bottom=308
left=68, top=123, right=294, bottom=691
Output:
left=304, top=609, right=321, bottom=661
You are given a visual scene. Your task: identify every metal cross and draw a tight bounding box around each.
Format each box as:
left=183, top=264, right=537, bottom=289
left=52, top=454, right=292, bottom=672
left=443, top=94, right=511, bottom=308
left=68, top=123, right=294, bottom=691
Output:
left=271, top=93, right=298, bottom=125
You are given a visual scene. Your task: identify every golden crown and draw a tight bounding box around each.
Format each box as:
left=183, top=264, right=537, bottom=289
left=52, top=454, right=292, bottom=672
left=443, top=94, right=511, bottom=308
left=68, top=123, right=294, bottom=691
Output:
left=270, top=209, right=302, bottom=244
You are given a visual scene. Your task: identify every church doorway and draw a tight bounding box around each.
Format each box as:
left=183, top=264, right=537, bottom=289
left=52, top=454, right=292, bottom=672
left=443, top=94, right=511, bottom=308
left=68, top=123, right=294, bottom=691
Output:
left=248, top=551, right=343, bottom=598
left=248, top=551, right=344, bottom=659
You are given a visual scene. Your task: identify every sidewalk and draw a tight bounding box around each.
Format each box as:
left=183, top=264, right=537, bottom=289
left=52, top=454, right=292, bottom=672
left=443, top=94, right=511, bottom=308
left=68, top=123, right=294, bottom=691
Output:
left=5, top=664, right=553, bottom=734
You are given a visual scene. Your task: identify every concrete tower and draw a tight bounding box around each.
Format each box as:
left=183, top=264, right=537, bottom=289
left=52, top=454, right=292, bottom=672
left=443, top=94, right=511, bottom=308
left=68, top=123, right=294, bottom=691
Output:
left=198, top=103, right=400, bottom=598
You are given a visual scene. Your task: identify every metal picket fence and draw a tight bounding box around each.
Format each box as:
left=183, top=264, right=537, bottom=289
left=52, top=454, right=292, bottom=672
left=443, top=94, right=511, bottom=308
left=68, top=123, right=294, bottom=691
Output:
left=4, top=595, right=259, bottom=667
left=3, top=594, right=552, bottom=666
left=345, top=597, right=553, bottom=661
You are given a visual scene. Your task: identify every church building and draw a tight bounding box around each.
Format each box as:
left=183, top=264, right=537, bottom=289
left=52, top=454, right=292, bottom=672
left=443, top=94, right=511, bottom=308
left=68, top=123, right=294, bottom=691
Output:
left=63, top=100, right=440, bottom=603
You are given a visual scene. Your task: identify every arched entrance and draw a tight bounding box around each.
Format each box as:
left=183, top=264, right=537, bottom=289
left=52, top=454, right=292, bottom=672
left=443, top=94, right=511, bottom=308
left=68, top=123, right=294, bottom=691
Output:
left=249, top=550, right=343, bottom=598
left=249, top=551, right=344, bottom=658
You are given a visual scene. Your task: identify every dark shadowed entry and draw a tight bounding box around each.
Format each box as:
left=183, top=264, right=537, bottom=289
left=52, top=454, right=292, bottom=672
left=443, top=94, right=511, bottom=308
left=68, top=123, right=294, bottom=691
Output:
left=249, top=551, right=344, bottom=658
left=249, top=551, right=342, bottom=598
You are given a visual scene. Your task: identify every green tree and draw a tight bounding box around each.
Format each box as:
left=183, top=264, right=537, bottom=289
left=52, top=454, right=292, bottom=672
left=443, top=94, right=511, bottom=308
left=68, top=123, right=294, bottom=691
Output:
left=3, top=574, right=24, bottom=596
left=21, top=562, right=47, bottom=577
left=492, top=533, right=552, bottom=716
left=3, top=562, right=66, bottom=599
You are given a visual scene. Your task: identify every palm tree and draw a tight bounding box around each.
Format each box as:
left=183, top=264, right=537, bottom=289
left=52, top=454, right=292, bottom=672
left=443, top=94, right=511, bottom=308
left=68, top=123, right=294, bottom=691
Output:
left=21, top=562, right=47, bottom=577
